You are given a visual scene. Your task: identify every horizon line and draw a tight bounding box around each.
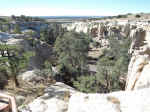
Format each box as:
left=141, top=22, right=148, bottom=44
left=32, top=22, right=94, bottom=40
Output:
left=0, top=15, right=109, bottom=17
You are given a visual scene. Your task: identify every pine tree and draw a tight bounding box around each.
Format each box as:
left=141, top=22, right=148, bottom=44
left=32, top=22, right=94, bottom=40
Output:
left=0, top=44, right=32, bottom=87
left=54, top=31, right=90, bottom=83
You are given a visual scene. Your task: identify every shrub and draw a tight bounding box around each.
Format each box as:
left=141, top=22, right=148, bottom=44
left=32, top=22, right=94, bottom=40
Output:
left=74, top=36, right=131, bottom=93
left=135, top=14, right=141, bottom=18
left=14, top=24, right=21, bottom=34
left=73, top=75, right=98, bottom=93
left=116, top=15, right=127, bottom=18
left=0, top=44, right=33, bottom=87
left=40, top=24, right=65, bottom=45
left=54, top=31, right=90, bottom=84
left=96, top=37, right=130, bottom=92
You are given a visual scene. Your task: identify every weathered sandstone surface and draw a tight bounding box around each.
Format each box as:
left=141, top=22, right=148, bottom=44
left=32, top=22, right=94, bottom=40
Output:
left=1, top=19, right=150, bottom=112
left=20, top=82, right=150, bottom=112
left=126, top=28, right=150, bottom=90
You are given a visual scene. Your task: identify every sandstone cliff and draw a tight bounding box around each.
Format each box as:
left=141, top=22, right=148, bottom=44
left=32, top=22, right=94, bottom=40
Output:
left=126, top=28, right=150, bottom=90
left=19, top=20, right=150, bottom=112
left=20, top=82, right=150, bottom=112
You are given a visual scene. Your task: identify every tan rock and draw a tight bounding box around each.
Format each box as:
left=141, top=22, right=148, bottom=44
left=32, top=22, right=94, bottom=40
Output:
left=126, top=29, right=150, bottom=90
left=19, top=82, right=78, bottom=112
left=68, top=88, right=150, bottom=112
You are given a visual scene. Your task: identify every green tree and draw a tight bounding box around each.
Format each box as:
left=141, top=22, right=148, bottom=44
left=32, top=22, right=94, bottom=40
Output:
left=34, top=60, right=54, bottom=79
left=20, top=15, right=26, bottom=21
left=14, top=24, right=21, bottom=34
left=0, top=44, right=32, bottom=87
left=54, top=31, right=90, bottom=83
left=2, top=24, right=9, bottom=33
left=73, top=36, right=130, bottom=93
left=135, top=14, right=141, bottom=18
left=73, top=75, right=100, bottom=93
left=40, top=23, right=65, bottom=45
left=11, top=15, right=16, bottom=20
left=96, top=37, right=130, bottom=92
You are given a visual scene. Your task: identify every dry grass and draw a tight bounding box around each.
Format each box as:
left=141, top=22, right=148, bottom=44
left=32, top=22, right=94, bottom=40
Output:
left=4, top=78, right=56, bottom=105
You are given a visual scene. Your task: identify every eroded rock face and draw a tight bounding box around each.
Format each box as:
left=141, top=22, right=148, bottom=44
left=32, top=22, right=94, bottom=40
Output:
left=62, top=21, right=132, bottom=39
left=68, top=88, right=150, bottom=112
left=20, top=82, right=150, bottom=112
left=2, top=20, right=150, bottom=111
left=20, top=70, right=37, bottom=82
left=64, top=21, right=150, bottom=90
left=126, top=29, right=150, bottom=90
left=62, top=21, right=133, bottom=50
left=19, top=82, right=78, bottom=112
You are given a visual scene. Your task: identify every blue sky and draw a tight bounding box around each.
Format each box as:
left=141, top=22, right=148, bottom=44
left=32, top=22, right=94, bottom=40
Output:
left=0, top=0, right=150, bottom=16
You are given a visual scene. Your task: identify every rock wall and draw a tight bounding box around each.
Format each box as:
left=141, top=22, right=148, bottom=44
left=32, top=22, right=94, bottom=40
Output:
left=126, top=28, right=150, bottom=90
left=19, top=82, right=78, bottom=112
left=68, top=88, right=150, bottom=112
left=19, top=20, right=150, bottom=112
left=62, top=21, right=135, bottom=50
left=62, top=21, right=134, bottom=39
left=63, top=21, right=150, bottom=90
left=20, top=82, right=150, bottom=112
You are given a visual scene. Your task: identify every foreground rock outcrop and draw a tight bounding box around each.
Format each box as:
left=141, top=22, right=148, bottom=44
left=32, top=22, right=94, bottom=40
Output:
left=126, top=28, right=150, bottom=90
left=62, top=20, right=150, bottom=91
left=19, top=82, right=78, bottom=112
left=68, top=88, right=150, bottom=112
left=20, top=82, right=150, bottom=112
left=18, top=21, right=150, bottom=112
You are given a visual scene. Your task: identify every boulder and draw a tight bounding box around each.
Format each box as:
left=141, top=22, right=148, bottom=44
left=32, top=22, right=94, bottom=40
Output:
left=20, top=70, right=37, bottom=82
left=19, top=82, right=150, bottom=112
left=68, top=88, right=150, bottom=112
left=20, top=83, right=150, bottom=112
left=16, top=95, right=26, bottom=106
left=19, top=82, right=78, bottom=112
